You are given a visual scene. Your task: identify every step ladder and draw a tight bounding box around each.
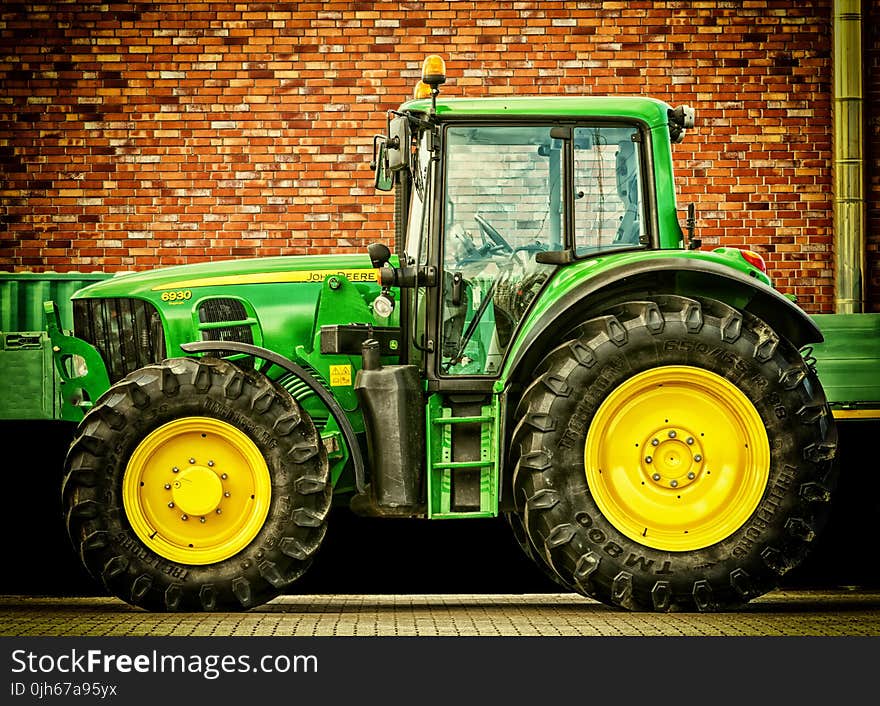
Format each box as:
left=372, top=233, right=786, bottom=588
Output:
left=426, top=393, right=500, bottom=519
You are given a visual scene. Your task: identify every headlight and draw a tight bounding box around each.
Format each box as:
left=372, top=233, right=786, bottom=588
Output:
left=372, top=294, right=395, bottom=319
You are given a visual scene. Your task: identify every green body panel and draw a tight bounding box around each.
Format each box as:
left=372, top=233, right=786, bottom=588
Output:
left=404, top=95, right=673, bottom=124
left=71, top=254, right=387, bottom=364
left=72, top=254, right=379, bottom=298
left=649, top=124, right=684, bottom=250
left=0, top=331, right=55, bottom=419
left=809, top=314, right=880, bottom=410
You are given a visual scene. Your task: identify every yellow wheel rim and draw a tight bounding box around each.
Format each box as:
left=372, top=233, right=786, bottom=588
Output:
left=584, top=366, right=770, bottom=552
left=123, top=417, right=271, bottom=565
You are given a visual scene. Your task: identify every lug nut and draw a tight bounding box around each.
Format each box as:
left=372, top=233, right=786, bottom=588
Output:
left=687, top=472, right=696, bottom=480
left=686, top=437, right=694, bottom=445
left=168, top=502, right=174, bottom=508
left=224, top=491, right=231, bottom=497
left=221, top=473, right=228, bottom=480
left=216, top=508, right=222, bottom=514
left=172, top=467, right=179, bottom=473
left=670, top=480, right=679, bottom=488
left=668, top=430, right=677, bottom=438
left=164, top=483, right=171, bottom=490
left=200, top=517, right=206, bottom=523
left=189, top=458, right=195, bottom=464
left=181, top=514, right=188, bottom=521
left=652, top=473, right=661, bottom=481
left=694, top=454, right=702, bottom=462
left=208, top=460, right=215, bottom=467
left=645, top=456, right=653, bottom=464
left=651, top=438, right=659, bottom=447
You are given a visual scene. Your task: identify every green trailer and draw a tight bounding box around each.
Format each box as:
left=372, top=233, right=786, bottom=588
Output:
left=0, top=272, right=112, bottom=422
left=5, top=58, right=879, bottom=613
left=809, top=314, right=880, bottom=420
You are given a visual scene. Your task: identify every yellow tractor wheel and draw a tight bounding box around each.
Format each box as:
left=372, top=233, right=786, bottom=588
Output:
left=63, top=357, right=330, bottom=612
left=511, top=295, right=837, bottom=612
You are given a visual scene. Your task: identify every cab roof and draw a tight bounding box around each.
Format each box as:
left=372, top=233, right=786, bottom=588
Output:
left=400, top=95, right=674, bottom=128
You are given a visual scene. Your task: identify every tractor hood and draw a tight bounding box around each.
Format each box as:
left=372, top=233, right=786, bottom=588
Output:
left=71, top=254, right=380, bottom=299
left=65, top=254, right=387, bottom=384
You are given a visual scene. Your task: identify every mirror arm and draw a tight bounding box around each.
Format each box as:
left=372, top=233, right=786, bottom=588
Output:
left=686, top=203, right=701, bottom=250
left=378, top=265, right=435, bottom=289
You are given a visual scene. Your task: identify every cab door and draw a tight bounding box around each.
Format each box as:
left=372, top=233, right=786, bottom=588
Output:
left=434, top=124, right=563, bottom=380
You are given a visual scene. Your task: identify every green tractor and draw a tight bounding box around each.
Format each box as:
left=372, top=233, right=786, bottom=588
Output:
left=48, top=57, right=845, bottom=612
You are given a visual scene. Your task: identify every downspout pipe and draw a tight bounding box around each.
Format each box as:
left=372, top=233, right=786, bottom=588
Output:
left=832, top=0, right=866, bottom=313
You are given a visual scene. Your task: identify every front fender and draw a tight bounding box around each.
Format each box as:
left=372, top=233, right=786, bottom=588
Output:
left=180, top=340, right=366, bottom=495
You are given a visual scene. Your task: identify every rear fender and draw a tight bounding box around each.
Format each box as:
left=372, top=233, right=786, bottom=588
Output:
left=504, top=256, right=822, bottom=385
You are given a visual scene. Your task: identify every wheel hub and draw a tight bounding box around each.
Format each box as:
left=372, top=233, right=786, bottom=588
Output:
left=122, top=417, right=271, bottom=565
left=584, top=365, right=770, bottom=552
left=171, top=465, right=224, bottom=518
left=642, top=426, right=704, bottom=490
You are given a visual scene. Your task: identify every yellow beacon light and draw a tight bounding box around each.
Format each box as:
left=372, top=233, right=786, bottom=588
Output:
left=413, top=80, right=432, bottom=100
left=419, top=55, right=446, bottom=111
left=421, top=55, right=446, bottom=87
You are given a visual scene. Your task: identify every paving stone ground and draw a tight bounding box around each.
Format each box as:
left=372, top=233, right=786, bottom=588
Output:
left=2, top=590, right=879, bottom=637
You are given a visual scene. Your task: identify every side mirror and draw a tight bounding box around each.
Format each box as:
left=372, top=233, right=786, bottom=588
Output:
left=387, top=116, right=410, bottom=172
left=372, top=138, right=393, bottom=192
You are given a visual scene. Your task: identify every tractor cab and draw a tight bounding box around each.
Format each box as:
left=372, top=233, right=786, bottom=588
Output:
left=370, top=57, right=684, bottom=391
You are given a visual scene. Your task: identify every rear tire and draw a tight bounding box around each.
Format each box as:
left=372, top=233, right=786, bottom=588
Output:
left=510, top=295, right=837, bottom=611
left=63, top=357, right=330, bottom=611
left=504, top=511, right=570, bottom=589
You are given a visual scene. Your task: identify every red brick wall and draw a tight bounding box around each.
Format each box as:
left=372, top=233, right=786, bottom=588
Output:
left=0, top=1, right=854, bottom=312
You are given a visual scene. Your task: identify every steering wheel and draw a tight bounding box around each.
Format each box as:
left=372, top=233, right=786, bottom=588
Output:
left=474, top=214, right=513, bottom=254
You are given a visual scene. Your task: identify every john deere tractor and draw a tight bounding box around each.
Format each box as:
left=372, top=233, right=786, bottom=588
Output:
left=47, top=57, right=842, bottom=612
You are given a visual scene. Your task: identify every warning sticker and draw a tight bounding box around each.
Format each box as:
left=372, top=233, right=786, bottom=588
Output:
left=329, top=364, right=352, bottom=387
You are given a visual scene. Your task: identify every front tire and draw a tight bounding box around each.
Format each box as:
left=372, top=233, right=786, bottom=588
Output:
left=511, top=295, right=837, bottom=611
left=63, top=357, right=331, bottom=611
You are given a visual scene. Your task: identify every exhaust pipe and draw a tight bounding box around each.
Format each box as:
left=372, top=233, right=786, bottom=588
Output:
left=832, top=0, right=866, bottom=313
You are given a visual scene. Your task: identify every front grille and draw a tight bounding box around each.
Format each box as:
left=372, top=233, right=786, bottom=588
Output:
left=73, top=298, right=165, bottom=383
left=197, top=298, right=254, bottom=355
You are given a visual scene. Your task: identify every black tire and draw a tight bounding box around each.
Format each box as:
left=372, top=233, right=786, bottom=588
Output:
left=62, top=357, right=331, bottom=611
left=504, top=512, right=571, bottom=590
left=510, top=295, right=838, bottom=612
